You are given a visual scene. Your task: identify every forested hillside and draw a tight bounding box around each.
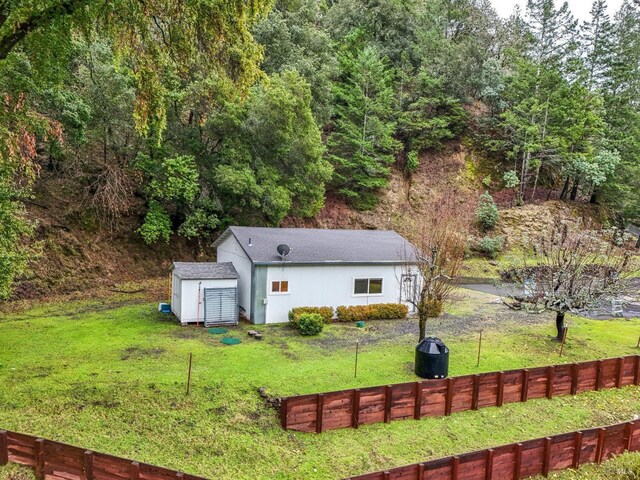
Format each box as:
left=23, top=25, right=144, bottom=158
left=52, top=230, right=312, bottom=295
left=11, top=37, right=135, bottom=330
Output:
left=1, top=0, right=639, bottom=299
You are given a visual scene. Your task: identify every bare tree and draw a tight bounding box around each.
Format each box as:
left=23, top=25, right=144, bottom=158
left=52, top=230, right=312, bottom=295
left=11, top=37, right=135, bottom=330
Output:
left=403, top=197, right=469, bottom=341
left=498, top=221, right=634, bottom=341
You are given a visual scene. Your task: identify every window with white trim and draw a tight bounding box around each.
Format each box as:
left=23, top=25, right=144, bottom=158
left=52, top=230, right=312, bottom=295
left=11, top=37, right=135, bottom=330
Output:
left=271, top=280, right=289, bottom=294
left=353, top=278, right=383, bottom=295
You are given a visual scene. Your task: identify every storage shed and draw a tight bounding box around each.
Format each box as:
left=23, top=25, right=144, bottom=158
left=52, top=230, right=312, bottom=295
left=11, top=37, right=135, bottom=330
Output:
left=171, top=262, right=239, bottom=326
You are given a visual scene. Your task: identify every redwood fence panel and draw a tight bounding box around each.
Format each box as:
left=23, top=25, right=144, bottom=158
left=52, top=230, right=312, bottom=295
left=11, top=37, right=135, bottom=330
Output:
left=281, top=355, right=640, bottom=433
left=0, top=429, right=208, bottom=480
left=345, top=420, right=640, bottom=480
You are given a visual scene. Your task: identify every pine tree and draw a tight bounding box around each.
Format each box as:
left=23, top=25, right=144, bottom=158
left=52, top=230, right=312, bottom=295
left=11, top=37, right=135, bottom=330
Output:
left=599, top=0, right=640, bottom=224
left=581, top=0, right=615, bottom=89
left=327, top=46, right=400, bottom=210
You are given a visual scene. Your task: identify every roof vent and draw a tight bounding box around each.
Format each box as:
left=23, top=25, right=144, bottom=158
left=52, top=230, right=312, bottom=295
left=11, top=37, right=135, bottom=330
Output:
left=277, top=244, right=290, bottom=260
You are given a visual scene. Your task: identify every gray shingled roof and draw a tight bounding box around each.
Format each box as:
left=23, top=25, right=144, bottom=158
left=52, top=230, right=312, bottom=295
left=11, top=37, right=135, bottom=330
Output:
left=172, top=262, right=239, bottom=280
left=213, top=226, right=418, bottom=264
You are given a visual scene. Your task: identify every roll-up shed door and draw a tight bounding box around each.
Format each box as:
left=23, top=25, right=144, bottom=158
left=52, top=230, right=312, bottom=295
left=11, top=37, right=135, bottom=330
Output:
left=203, top=287, right=238, bottom=326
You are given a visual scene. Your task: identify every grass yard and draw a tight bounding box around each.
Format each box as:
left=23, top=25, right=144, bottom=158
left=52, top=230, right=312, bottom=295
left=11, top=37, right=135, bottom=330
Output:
left=0, top=288, right=639, bottom=479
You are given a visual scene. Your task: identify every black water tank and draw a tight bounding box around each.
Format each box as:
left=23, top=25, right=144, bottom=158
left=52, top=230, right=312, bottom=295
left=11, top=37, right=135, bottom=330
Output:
left=415, top=337, right=449, bottom=379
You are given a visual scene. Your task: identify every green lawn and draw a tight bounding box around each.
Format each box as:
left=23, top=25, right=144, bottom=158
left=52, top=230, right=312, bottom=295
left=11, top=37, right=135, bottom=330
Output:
left=0, top=290, right=639, bottom=479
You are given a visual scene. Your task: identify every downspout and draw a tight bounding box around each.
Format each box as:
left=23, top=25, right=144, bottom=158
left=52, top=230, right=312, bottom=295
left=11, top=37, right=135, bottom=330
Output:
left=196, top=281, right=202, bottom=327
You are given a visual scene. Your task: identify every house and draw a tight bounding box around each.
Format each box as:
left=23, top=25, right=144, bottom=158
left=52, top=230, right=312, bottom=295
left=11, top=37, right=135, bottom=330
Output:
left=171, top=262, right=239, bottom=326
left=211, top=226, right=419, bottom=324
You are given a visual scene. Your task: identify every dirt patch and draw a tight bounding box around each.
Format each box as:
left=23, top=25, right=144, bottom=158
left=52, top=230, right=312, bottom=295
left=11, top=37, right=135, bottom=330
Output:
left=308, top=304, right=553, bottom=352
left=120, top=346, right=166, bottom=360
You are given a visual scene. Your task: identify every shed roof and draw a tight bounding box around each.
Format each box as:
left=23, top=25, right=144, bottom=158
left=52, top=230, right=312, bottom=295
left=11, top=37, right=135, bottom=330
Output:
left=212, top=226, right=418, bottom=264
left=172, top=262, right=239, bottom=280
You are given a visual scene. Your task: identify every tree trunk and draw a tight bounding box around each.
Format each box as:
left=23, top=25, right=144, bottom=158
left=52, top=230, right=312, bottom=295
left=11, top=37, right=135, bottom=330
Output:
left=555, top=311, right=566, bottom=341
left=569, top=179, right=579, bottom=201
left=589, top=189, right=598, bottom=204
left=419, top=314, right=427, bottom=341
left=636, top=235, right=640, bottom=249
left=560, top=176, right=570, bottom=200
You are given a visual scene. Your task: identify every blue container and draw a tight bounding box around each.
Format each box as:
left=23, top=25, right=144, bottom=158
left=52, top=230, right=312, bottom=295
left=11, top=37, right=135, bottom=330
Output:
left=158, top=303, right=171, bottom=314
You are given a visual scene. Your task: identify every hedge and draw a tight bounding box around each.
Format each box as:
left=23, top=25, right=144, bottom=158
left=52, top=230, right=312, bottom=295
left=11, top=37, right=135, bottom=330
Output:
left=288, top=306, right=334, bottom=327
left=336, top=303, right=409, bottom=322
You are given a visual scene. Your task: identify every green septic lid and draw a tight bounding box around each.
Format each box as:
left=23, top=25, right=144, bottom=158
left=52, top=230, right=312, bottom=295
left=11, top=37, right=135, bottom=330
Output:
left=208, top=327, right=228, bottom=334
left=356, top=321, right=365, bottom=328
left=220, top=337, right=241, bottom=345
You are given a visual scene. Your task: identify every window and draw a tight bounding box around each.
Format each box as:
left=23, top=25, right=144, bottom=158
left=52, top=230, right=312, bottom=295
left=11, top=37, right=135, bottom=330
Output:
left=353, top=278, right=383, bottom=295
left=271, top=280, right=289, bottom=294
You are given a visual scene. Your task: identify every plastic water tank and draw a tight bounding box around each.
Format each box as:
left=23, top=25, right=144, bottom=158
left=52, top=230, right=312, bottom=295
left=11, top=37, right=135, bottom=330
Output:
left=415, top=337, right=449, bottom=379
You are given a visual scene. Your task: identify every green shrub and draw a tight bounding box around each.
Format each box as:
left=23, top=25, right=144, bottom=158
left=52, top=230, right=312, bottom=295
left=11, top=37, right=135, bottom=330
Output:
left=288, top=306, right=334, bottom=327
left=297, top=313, right=324, bottom=336
left=476, top=192, right=499, bottom=231
left=336, top=303, right=408, bottom=322
left=405, top=151, right=419, bottom=174
left=476, top=236, right=504, bottom=259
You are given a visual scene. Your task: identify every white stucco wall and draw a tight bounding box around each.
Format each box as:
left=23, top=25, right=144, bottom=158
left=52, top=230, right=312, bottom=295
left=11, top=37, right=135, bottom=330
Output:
left=177, top=278, right=237, bottom=324
left=263, top=263, right=416, bottom=324
left=215, top=235, right=253, bottom=318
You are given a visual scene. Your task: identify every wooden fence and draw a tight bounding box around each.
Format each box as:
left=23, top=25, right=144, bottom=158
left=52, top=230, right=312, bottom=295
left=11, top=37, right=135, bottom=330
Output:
left=0, top=429, right=207, bottom=480
left=345, top=420, right=640, bottom=480
left=281, top=355, right=640, bottom=433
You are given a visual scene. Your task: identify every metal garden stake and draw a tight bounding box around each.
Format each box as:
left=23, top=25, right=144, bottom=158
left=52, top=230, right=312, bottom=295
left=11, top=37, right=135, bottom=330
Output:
left=186, top=353, right=193, bottom=395
left=354, top=340, right=359, bottom=379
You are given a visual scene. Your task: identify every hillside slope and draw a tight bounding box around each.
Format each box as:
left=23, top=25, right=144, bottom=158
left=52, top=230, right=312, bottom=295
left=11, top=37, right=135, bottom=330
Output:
left=15, top=143, right=610, bottom=300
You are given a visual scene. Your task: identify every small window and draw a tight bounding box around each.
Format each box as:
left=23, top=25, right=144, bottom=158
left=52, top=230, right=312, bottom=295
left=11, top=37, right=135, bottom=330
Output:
left=369, top=278, right=383, bottom=294
left=271, top=280, right=289, bottom=294
left=354, top=279, right=369, bottom=295
left=353, top=278, right=383, bottom=295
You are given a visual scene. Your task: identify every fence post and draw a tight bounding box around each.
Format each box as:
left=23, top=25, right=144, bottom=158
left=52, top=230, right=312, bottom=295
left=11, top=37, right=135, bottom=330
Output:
left=571, top=363, right=579, bottom=395
left=595, top=360, right=603, bottom=391
left=542, top=437, right=552, bottom=476
left=83, top=450, right=94, bottom=480
left=384, top=386, right=392, bottom=423
left=472, top=375, right=480, bottom=411
left=497, top=372, right=505, bottom=407
left=416, top=462, right=425, bottom=480
left=0, top=430, right=7, bottom=466
left=572, top=431, right=583, bottom=468
left=280, top=397, right=288, bottom=430
left=445, top=378, right=453, bottom=416
left=513, top=443, right=523, bottom=480
left=521, top=370, right=529, bottom=402
left=352, top=389, right=361, bottom=429
left=546, top=366, right=554, bottom=399
left=451, top=456, right=460, bottom=480
left=634, top=356, right=639, bottom=386
left=485, top=449, right=494, bottom=480
left=316, top=394, right=324, bottom=434
left=130, top=461, right=140, bottom=480
left=626, top=422, right=635, bottom=451
left=616, top=357, right=624, bottom=388
left=414, top=382, right=423, bottom=420
left=34, top=438, right=45, bottom=480
left=595, top=428, right=606, bottom=463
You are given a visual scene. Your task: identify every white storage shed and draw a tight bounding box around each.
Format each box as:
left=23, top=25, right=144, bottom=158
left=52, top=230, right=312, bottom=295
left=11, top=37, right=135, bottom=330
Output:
left=171, top=262, right=239, bottom=326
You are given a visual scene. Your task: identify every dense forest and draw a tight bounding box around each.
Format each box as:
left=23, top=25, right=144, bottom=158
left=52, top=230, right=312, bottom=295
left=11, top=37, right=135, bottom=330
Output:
left=1, top=0, right=639, bottom=298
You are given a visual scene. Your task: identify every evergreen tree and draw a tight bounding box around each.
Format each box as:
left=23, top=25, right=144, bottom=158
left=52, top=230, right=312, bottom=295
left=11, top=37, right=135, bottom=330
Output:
left=581, top=0, right=615, bottom=89
left=254, top=0, right=338, bottom=125
left=599, top=0, right=640, bottom=224
left=327, top=45, right=400, bottom=210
